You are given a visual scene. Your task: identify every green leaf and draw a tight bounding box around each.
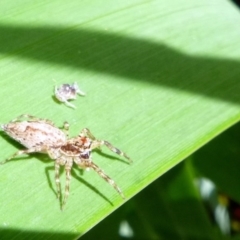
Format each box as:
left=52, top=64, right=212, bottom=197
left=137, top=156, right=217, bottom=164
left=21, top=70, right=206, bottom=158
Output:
left=0, top=0, right=240, bottom=239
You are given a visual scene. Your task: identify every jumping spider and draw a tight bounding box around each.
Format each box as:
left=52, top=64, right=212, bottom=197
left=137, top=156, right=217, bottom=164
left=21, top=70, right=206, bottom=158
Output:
left=0, top=115, right=131, bottom=209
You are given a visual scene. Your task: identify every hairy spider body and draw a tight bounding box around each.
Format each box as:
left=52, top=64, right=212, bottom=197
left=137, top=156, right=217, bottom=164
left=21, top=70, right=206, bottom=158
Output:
left=2, top=118, right=66, bottom=149
left=1, top=115, right=131, bottom=209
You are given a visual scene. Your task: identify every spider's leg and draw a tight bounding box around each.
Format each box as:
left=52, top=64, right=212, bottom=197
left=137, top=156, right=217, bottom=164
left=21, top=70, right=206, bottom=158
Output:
left=0, top=147, right=40, bottom=165
left=62, top=121, right=70, bottom=137
left=80, top=128, right=96, bottom=140
left=64, top=100, right=76, bottom=109
left=80, top=128, right=103, bottom=151
left=11, top=114, right=54, bottom=125
left=80, top=129, right=131, bottom=162
left=11, top=114, right=38, bottom=122
left=74, top=82, right=86, bottom=96
left=54, top=161, right=61, bottom=199
left=104, top=140, right=131, bottom=162
left=90, top=162, right=125, bottom=199
left=92, top=140, right=132, bottom=163
left=62, top=161, right=73, bottom=210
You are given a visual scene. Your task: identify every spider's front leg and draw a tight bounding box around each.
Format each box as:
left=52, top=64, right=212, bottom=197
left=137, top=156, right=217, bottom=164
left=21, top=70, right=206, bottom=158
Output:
left=80, top=128, right=96, bottom=140
left=94, top=140, right=132, bottom=163
left=81, top=128, right=131, bottom=163
left=102, top=140, right=132, bottom=163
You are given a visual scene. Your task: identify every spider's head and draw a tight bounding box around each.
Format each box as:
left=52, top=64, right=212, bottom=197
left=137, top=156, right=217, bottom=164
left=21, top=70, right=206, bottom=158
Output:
left=77, top=135, right=92, bottom=160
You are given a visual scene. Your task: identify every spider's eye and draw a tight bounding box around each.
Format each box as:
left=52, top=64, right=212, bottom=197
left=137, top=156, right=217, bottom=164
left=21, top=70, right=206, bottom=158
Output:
left=80, top=152, right=90, bottom=159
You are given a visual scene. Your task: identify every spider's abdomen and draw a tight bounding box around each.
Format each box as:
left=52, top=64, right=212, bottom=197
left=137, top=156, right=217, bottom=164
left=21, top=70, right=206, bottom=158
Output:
left=2, top=121, right=66, bottom=148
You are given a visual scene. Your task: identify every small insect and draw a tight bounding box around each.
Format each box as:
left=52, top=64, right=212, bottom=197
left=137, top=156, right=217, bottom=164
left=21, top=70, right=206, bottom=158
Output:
left=54, top=82, right=85, bottom=109
left=0, top=115, right=131, bottom=209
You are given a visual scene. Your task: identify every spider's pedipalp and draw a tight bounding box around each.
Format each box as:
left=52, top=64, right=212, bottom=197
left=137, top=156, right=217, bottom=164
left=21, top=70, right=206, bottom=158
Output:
left=91, top=162, right=125, bottom=200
